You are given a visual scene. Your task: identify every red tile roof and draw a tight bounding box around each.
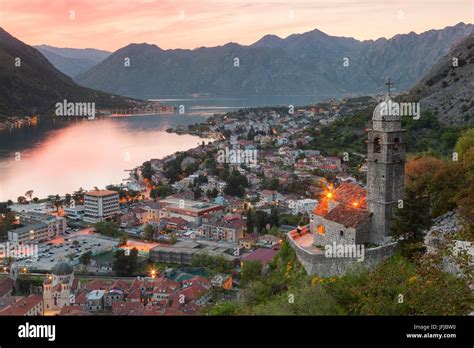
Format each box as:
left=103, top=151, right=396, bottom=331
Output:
left=86, top=190, right=118, bottom=197
left=0, top=278, right=14, bottom=297
left=332, top=182, right=367, bottom=208
left=59, top=305, right=90, bottom=316
left=242, top=248, right=278, bottom=265
left=0, top=294, right=42, bottom=315
left=325, top=204, right=371, bottom=228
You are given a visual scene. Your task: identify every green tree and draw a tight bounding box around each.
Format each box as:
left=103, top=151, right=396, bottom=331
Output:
left=144, top=224, right=155, bottom=240
left=113, top=248, right=139, bottom=276
left=240, top=260, right=263, bottom=287
left=94, top=221, right=120, bottom=237
left=79, top=251, right=92, bottom=271
left=390, top=187, right=430, bottom=259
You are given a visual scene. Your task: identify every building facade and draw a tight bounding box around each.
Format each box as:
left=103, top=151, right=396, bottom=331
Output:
left=83, top=190, right=120, bottom=223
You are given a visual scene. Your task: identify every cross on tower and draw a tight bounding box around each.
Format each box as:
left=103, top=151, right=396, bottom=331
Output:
left=385, top=78, right=393, bottom=97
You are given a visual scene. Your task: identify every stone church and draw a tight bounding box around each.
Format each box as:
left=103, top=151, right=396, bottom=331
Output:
left=310, top=91, right=406, bottom=247
left=43, top=262, right=80, bottom=313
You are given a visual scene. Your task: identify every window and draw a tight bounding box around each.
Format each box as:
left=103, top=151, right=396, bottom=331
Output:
left=374, top=137, right=381, bottom=153
left=317, top=224, right=325, bottom=235
left=393, top=137, right=400, bottom=151
left=340, top=230, right=344, bottom=237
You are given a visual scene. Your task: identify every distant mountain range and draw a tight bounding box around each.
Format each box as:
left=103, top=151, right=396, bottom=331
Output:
left=71, top=22, right=473, bottom=99
left=409, top=34, right=474, bottom=125
left=0, top=28, right=139, bottom=117
left=35, top=45, right=111, bottom=78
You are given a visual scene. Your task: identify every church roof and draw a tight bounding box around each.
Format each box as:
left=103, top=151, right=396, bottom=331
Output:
left=325, top=204, right=371, bottom=228
left=332, top=182, right=367, bottom=208
left=314, top=182, right=367, bottom=217
left=51, top=262, right=74, bottom=276
left=313, top=182, right=370, bottom=228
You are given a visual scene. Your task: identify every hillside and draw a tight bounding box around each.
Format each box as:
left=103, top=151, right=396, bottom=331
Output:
left=35, top=45, right=111, bottom=78
left=0, top=28, right=140, bottom=117
left=76, top=23, right=473, bottom=99
left=409, top=34, right=474, bottom=125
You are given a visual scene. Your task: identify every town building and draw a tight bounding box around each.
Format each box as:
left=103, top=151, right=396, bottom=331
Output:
left=158, top=198, right=223, bottom=225
left=83, top=190, right=120, bottom=223
left=43, top=262, right=80, bottom=314
left=199, top=217, right=246, bottom=242
left=0, top=294, right=43, bottom=316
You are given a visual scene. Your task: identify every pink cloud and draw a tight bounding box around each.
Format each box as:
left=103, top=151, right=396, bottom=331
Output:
left=1, top=0, right=472, bottom=51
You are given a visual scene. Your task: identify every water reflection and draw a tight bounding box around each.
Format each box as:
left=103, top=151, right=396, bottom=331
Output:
left=0, top=116, right=208, bottom=201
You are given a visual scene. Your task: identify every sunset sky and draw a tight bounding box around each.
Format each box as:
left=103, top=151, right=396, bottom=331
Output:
left=0, top=0, right=472, bottom=52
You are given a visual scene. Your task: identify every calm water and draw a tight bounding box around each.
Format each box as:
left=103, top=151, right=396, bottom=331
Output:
left=0, top=95, right=324, bottom=202
left=151, top=95, right=324, bottom=116
left=0, top=115, right=209, bottom=202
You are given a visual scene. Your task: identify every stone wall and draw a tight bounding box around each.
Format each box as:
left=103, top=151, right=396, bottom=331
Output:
left=288, top=235, right=397, bottom=277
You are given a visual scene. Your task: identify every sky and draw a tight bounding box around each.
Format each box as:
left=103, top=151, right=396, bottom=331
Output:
left=0, top=0, right=473, bottom=52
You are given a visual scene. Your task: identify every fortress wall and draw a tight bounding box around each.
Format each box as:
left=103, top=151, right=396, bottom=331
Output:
left=287, top=235, right=397, bottom=277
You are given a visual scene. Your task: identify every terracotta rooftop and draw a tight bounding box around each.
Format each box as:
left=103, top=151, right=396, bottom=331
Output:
left=332, top=182, right=367, bottom=208
left=0, top=278, right=14, bottom=297
left=242, top=248, right=278, bottom=265
left=85, top=190, right=118, bottom=197
left=0, top=294, right=42, bottom=315
left=325, top=204, right=372, bottom=228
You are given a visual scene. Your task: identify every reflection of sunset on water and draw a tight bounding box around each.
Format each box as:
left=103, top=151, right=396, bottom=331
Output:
left=0, top=118, right=207, bottom=201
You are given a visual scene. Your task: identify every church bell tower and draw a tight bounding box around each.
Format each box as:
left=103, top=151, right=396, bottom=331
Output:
left=367, top=79, right=406, bottom=244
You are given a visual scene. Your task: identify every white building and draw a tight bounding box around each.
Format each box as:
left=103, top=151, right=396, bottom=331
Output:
left=8, top=216, right=67, bottom=244
left=83, top=190, right=120, bottom=223
left=288, top=199, right=318, bottom=215
left=64, top=205, right=85, bottom=219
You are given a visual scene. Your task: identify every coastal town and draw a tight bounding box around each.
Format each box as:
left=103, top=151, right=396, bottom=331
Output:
left=0, top=96, right=377, bottom=316
left=0, top=92, right=472, bottom=317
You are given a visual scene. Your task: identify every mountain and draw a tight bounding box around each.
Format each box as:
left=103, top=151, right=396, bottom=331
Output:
left=409, top=34, right=474, bottom=125
left=0, top=28, right=139, bottom=117
left=35, top=45, right=111, bottom=78
left=76, top=23, right=474, bottom=99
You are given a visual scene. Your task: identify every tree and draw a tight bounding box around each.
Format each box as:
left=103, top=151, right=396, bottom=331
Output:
left=193, top=187, right=202, bottom=200
left=79, top=251, right=92, bottom=271
left=246, top=209, right=254, bottom=233
left=144, top=224, right=155, bottom=240
left=94, top=221, right=120, bottom=237
left=113, top=248, right=139, bottom=276
left=73, top=187, right=85, bottom=205
left=142, top=161, right=155, bottom=180
left=17, top=196, right=27, bottom=204
left=118, top=234, right=128, bottom=247
left=24, top=190, right=33, bottom=202
left=240, top=260, right=263, bottom=287
left=390, top=187, right=430, bottom=260
left=455, top=128, right=474, bottom=159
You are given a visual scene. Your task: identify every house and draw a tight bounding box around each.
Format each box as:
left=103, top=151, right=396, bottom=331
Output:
left=118, top=213, right=136, bottom=228
left=199, top=217, right=246, bottom=242
left=132, top=206, right=147, bottom=225
left=241, top=248, right=279, bottom=267
left=0, top=294, right=43, bottom=316
left=86, top=290, right=106, bottom=311
left=257, top=234, right=281, bottom=248
left=239, top=232, right=259, bottom=250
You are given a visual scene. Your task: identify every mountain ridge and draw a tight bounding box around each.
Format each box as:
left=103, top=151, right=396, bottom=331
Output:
left=75, top=22, right=474, bottom=99
left=0, top=28, right=141, bottom=117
